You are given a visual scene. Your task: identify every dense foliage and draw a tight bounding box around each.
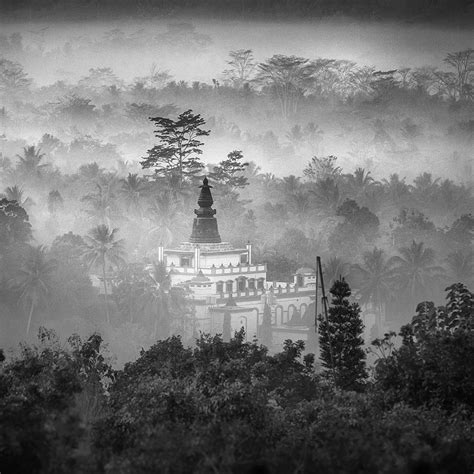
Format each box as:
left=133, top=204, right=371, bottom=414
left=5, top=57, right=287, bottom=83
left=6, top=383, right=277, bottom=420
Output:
left=1, top=284, right=473, bottom=474
left=373, top=283, right=474, bottom=411
left=319, top=278, right=367, bottom=390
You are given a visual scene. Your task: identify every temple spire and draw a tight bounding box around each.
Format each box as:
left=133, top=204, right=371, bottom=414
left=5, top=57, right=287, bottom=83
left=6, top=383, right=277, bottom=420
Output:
left=189, top=177, right=222, bottom=243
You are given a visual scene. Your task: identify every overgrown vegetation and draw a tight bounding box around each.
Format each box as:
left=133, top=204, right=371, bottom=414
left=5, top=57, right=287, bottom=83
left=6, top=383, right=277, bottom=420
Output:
left=1, top=283, right=473, bottom=473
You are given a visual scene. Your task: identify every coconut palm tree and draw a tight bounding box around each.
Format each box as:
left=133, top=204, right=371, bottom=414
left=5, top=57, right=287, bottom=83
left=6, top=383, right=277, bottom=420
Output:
left=147, top=191, right=184, bottom=246
left=352, top=248, right=397, bottom=330
left=83, top=225, right=126, bottom=323
left=81, top=183, right=119, bottom=226
left=323, top=256, right=350, bottom=289
left=2, top=185, right=33, bottom=208
left=119, top=173, right=148, bottom=214
left=15, top=146, right=48, bottom=178
left=139, top=262, right=180, bottom=340
left=344, top=168, right=381, bottom=204
left=392, top=240, right=445, bottom=304
left=11, top=246, right=56, bottom=336
left=446, top=250, right=473, bottom=286
left=381, top=173, right=411, bottom=205
left=309, top=177, right=341, bottom=213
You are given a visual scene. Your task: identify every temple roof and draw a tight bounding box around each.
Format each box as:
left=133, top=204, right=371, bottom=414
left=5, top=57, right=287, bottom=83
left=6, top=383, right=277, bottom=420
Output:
left=189, top=177, right=222, bottom=244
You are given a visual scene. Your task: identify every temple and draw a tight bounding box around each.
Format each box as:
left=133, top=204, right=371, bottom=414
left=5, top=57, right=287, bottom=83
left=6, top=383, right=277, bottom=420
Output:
left=158, top=177, right=319, bottom=351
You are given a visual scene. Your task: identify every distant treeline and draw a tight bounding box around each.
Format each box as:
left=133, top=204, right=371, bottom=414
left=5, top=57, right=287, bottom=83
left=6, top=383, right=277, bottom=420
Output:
left=0, top=0, right=472, bottom=20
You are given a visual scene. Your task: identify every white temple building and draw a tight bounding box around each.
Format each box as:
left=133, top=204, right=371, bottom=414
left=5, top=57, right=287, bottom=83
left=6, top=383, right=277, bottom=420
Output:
left=157, top=177, right=318, bottom=350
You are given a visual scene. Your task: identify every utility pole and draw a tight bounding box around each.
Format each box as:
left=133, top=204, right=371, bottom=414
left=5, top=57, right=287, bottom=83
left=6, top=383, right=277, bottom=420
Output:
left=317, top=256, right=335, bottom=378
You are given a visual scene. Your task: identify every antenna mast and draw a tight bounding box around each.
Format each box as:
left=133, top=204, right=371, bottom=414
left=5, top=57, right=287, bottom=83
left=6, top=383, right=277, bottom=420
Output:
left=317, top=256, right=335, bottom=377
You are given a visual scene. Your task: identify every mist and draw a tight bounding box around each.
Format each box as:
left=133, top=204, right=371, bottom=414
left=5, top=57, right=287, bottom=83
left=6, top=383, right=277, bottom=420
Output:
left=1, top=2, right=474, bottom=472
left=0, top=3, right=472, bottom=355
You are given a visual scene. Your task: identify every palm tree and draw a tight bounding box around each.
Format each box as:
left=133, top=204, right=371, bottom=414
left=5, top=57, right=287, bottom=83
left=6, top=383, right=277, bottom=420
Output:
left=81, top=183, right=119, bottom=226
left=323, top=256, right=350, bottom=289
left=147, top=191, right=184, bottom=246
left=11, top=246, right=56, bottom=336
left=309, top=177, right=341, bottom=213
left=392, top=240, right=445, bottom=304
left=139, top=262, right=176, bottom=339
left=119, top=173, right=148, bottom=214
left=2, top=185, right=32, bottom=208
left=15, top=146, right=48, bottom=178
left=83, top=225, right=126, bottom=324
left=352, top=248, right=397, bottom=330
left=446, top=250, right=473, bottom=286
left=346, top=167, right=374, bottom=189
left=382, top=174, right=411, bottom=205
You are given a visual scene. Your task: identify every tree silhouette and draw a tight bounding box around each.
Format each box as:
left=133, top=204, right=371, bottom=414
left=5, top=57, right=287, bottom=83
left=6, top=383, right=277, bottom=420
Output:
left=443, top=49, right=473, bottom=101
left=1, top=185, right=32, bottom=208
left=257, top=55, right=316, bottom=118
left=146, top=191, right=184, bottom=247
left=141, top=109, right=209, bottom=187
left=352, top=248, right=397, bottom=333
left=0, top=198, right=32, bottom=247
left=309, top=177, right=341, bottom=213
left=15, top=146, right=48, bottom=178
left=81, top=183, right=119, bottom=226
left=223, top=49, right=256, bottom=88
left=323, top=256, right=350, bottom=289
left=392, top=240, right=445, bottom=305
left=446, top=250, right=473, bottom=287
left=318, top=277, right=367, bottom=390
left=139, top=262, right=173, bottom=340
left=47, top=190, right=63, bottom=214
left=119, top=173, right=148, bottom=214
left=210, top=150, right=249, bottom=190
left=12, top=246, right=56, bottom=336
left=83, top=225, right=126, bottom=324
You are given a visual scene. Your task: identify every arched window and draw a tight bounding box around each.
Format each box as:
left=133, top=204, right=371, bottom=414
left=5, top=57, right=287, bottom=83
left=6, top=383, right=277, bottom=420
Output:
left=238, top=278, right=246, bottom=292
left=226, top=280, right=233, bottom=293
left=216, top=281, right=224, bottom=294
left=248, top=279, right=255, bottom=290
left=257, top=278, right=264, bottom=290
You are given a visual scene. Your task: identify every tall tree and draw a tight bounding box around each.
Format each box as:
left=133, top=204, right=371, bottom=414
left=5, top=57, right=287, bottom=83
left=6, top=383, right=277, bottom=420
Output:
left=210, top=150, right=249, bottom=190
left=443, top=49, right=473, bottom=101
left=323, top=256, right=350, bottom=289
left=0, top=198, right=32, bottom=248
left=82, top=225, right=126, bottom=324
left=318, top=278, right=367, bottom=391
left=352, top=248, right=397, bottom=333
left=15, top=146, right=48, bottom=179
left=119, top=173, right=148, bottom=214
left=223, top=49, right=256, bottom=88
left=12, top=246, right=56, bottom=336
left=0, top=58, right=32, bottom=100
left=257, top=55, right=316, bottom=118
left=304, top=155, right=342, bottom=182
left=1, top=185, right=32, bottom=208
left=446, top=250, right=473, bottom=287
left=141, top=109, right=209, bottom=187
left=139, top=262, right=172, bottom=340
left=81, top=183, right=119, bottom=226
left=392, top=240, right=445, bottom=305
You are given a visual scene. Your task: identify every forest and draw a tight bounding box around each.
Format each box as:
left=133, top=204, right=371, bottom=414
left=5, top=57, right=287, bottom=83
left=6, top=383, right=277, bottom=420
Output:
left=0, top=12, right=473, bottom=473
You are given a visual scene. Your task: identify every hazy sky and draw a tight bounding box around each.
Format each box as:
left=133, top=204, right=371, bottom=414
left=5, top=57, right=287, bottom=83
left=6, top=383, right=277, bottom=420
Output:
left=1, top=18, right=473, bottom=85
